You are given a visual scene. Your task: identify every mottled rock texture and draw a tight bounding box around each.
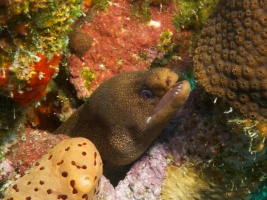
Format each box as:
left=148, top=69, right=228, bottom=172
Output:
left=68, top=0, right=180, bottom=99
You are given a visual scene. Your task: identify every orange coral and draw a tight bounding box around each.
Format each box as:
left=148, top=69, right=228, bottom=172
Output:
left=0, top=64, right=9, bottom=86
left=257, top=121, right=267, bottom=137
left=83, top=0, right=92, bottom=8
left=12, top=53, right=62, bottom=105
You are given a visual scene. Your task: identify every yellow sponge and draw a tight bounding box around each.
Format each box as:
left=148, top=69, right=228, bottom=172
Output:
left=3, top=137, right=103, bottom=200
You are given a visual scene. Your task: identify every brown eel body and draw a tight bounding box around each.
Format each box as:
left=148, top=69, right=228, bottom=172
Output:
left=54, top=67, right=190, bottom=185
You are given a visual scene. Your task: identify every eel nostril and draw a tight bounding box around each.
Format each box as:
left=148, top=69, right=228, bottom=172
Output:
left=166, top=77, right=171, bottom=86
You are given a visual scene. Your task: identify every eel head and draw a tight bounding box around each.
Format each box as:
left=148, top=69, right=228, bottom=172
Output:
left=55, top=67, right=191, bottom=168
left=94, top=67, right=191, bottom=165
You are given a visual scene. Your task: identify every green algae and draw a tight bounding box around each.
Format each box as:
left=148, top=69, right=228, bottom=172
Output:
left=130, top=0, right=151, bottom=21
left=250, top=184, right=267, bottom=200
left=129, top=0, right=174, bottom=21
left=92, top=0, right=110, bottom=10
left=182, top=71, right=196, bottom=91
left=157, top=30, right=175, bottom=54
left=173, top=0, right=219, bottom=33
left=0, top=0, right=84, bottom=80
left=172, top=0, right=219, bottom=58
left=81, top=67, right=96, bottom=90
left=166, top=154, right=174, bottom=164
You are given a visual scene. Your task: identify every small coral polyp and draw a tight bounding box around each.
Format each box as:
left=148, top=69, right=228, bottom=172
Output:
left=9, top=53, right=62, bottom=106
left=193, top=0, right=267, bottom=120
left=3, top=137, right=103, bottom=200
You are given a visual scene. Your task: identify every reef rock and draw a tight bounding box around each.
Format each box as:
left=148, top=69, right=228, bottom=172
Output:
left=5, top=128, right=68, bottom=174
left=96, top=139, right=170, bottom=200
left=95, top=87, right=267, bottom=199
left=0, top=0, right=85, bottom=105
left=68, top=0, right=180, bottom=99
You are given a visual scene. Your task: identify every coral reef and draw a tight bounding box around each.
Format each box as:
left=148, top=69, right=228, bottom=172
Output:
left=0, top=160, right=14, bottom=182
left=68, top=0, right=183, bottom=99
left=159, top=88, right=267, bottom=199
left=0, top=0, right=85, bottom=105
left=193, top=0, right=267, bottom=120
left=161, top=165, right=225, bottom=200
left=67, top=0, right=219, bottom=99
left=96, top=137, right=171, bottom=199
left=10, top=53, right=62, bottom=105
left=5, top=0, right=267, bottom=199
left=4, top=88, right=267, bottom=199
left=173, top=0, right=219, bottom=32
left=2, top=137, right=103, bottom=200
left=114, top=141, right=169, bottom=199
left=6, top=128, right=68, bottom=174
left=95, top=88, right=267, bottom=199
left=25, top=92, right=63, bottom=132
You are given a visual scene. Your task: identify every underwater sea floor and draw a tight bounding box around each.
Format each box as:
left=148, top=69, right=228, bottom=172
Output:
left=1, top=0, right=267, bottom=199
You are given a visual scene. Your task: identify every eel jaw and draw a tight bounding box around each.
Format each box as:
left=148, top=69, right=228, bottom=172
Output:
left=147, top=80, right=191, bottom=124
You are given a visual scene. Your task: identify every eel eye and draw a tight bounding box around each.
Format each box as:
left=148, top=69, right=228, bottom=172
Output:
left=140, top=89, right=154, bottom=100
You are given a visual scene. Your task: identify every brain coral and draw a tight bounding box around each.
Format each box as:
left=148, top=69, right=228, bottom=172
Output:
left=3, top=137, right=102, bottom=200
left=193, top=0, right=267, bottom=119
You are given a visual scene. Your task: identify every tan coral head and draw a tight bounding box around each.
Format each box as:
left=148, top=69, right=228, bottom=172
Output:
left=193, top=0, right=267, bottom=120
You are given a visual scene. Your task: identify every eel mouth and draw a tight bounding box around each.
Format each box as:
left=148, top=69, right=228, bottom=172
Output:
left=147, top=80, right=190, bottom=123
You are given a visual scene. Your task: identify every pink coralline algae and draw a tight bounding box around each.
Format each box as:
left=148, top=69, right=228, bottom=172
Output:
left=97, top=141, right=171, bottom=199
left=5, top=128, right=68, bottom=174
left=68, top=0, right=181, bottom=99
left=0, top=160, right=14, bottom=182
left=115, top=142, right=170, bottom=199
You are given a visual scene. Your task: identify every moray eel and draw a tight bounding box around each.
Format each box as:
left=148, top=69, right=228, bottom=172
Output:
left=54, top=67, right=190, bottom=184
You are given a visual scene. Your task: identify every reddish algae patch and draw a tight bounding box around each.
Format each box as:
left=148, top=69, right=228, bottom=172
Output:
left=68, top=0, right=181, bottom=99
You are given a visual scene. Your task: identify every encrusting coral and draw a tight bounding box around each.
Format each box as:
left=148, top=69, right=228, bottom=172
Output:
left=67, top=0, right=183, bottom=99
left=158, top=88, right=267, bottom=200
left=2, top=137, right=103, bottom=200
left=0, top=0, right=85, bottom=105
left=193, top=0, right=267, bottom=120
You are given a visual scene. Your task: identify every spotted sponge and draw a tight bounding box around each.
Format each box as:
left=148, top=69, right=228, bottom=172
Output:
left=193, top=0, right=267, bottom=119
left=3, top=137, right=103, bottom=200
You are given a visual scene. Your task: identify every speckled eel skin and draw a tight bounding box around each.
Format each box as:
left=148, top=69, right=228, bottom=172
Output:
left=54, top=67, right=190, bottom=184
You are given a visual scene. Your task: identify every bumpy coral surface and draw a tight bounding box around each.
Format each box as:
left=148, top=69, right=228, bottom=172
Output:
left=3, top=137, right=103, bottom=200
left=194, top=0, right=267, bottom=119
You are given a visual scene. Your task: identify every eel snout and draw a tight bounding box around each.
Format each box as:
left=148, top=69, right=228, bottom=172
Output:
left=149, top=80, right=191, bottom=121
left=170, top=80, right=191, bottom=107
